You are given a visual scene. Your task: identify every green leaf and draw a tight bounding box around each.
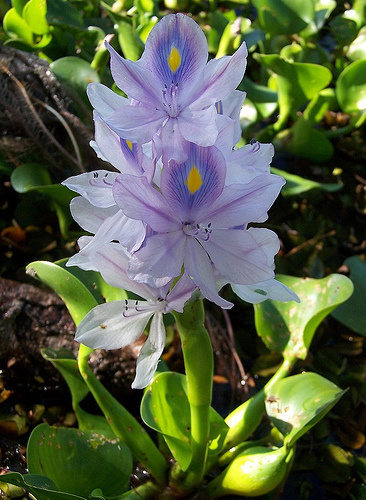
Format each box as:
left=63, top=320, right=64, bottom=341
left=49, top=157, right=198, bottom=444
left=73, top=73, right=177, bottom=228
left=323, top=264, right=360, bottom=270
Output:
left=256, top=55, right=332, bottom=125
left=141, top=372, right=229, bottom=471
left=347, top=26, right=366, bottom=61
left=336, top=59, right=366, bottom=114
left=300, top=0, right=336, bottom=37
left=27, top=424, right=132, bottom=497
left=271, top=167, right=342, bottom=196
left=0, top=472, right=84, bottom=500
left=12, top=0, right=28, bottom=16
left=331, top=256, right=366, bottom=336
left=254, top=274, right=354, bottom=359
left=26, top=261, right=98, bottom=326
left=46, top=0, right=83, bottom=28
left=23, top=0, right=49, bottom=35
left=41, top=348, right=115, bottom=436
left=116, top=20, right=143, bottom=61
left=275, top=118, right=334, bottom=162
left=252, top=0, right=314, bottom=36
left=265, top=372, right=346, bottom=447
left=330, top=13, right=359, bottom=47
left=50, top=57, right=100, bottom=104
left=3, top=7, right=34, bottom=45
left=11, top=163, right=51, bottom=192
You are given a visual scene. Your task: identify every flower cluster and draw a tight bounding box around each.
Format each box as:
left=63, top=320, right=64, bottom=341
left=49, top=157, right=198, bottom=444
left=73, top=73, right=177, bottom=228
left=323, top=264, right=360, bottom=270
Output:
left=63, top=13, right=298, bottom=388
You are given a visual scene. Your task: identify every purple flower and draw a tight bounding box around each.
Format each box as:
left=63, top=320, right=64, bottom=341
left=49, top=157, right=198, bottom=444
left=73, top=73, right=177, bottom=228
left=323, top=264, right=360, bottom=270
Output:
left=87, top=13, right=247, bottom=163
left=73, top=238, right=196, bottom=388
left=112, top=143, right=285, bottom=308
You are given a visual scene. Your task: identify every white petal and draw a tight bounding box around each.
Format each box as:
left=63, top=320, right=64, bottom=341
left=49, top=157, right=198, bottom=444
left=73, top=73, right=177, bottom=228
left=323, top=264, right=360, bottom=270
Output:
left=232, top=279, right=300, bottom=304
left=132, top=312, right=166, bottom=389
left=76, top=301, right=154, bottom=349
left=70, top=197, right=119, bottom=234
left=87, top=83, right=129, bottom=118
left=62, top=171, right=118, bottom=208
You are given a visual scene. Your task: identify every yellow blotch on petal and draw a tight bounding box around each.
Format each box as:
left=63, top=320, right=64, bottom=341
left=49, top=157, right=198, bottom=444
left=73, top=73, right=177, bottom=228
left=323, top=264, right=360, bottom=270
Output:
left=168, top=47, right=181, bottom=73
left=126, top=140, right=133, bottom=150
left=185, top=165, right=203, bottom=194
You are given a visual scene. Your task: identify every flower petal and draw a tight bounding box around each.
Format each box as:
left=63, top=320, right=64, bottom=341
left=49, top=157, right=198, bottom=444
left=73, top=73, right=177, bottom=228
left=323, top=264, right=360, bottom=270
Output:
left=201, top=173, right=285, bottom=227
left=139, top=13, right=208, bottom=100
left=225, top=142, right=274, bottom=185
left=166, top=273, right=197, bottom=313
left=178, top=106, right=219, bottom=146
left=75, top=300, right=153, bottom=350
left=160, top=143, right=225, bottom=223
left=107, top=42, right=162, bottom=107
left=129, top=231, right=186, bottom=282
left=132, top=312, right=166, bottom=389
left=62, top=171, right=118, bottom=208
left=184, top=237, right=233, bottom=309
left=113, top=174, right=179, bottom=231
left=200, top=228, right=274, bottom=285
left=189, top=42, right=248, bottom=109
left=70, top=197, right=119, bottom=234
left=232, top=279, right=300, bottom=304
left=87, top=83, right=128, bottom=118
left=105, top=104, right=165, bottom=144
left=92, top=117, right=144, bottom=175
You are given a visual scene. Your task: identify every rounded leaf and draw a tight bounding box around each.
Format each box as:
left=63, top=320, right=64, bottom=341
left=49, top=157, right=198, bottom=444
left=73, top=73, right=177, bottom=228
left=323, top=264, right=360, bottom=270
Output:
left=265, top=372, right=346, bottom=447
left=27, top=424, right=132, bottom=497
left=331, top=256, right=366, bottom=335
left=254, top=274, right=354, bottom=359
left=336, top=59, right=366, bottom=113
left=253, top=0, right=314, bottom=36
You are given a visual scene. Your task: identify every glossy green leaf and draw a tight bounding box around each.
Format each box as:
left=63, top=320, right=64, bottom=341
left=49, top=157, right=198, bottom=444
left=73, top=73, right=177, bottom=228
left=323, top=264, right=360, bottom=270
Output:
left=336, top=59, right=366, bottom=114
left=256, top=55, right=332, bottom=124
left=50, top=57, right=100, bottom=104
left=0, top=472, right=84, bottom=500
left=27, top=424, right=132, bottom=497
left=331, top=256, right=366, bottom=336
left=271, top=167, right=342, bottom=195
left=116, top=20, right=143, bottom=62
left=26, top=260, right=98, bottom=325
left=141, top=372, right=228, bottom=470
left=254, top=274, right=354, bottom=359
left=23, top=0, right=49, bottom=35
left=41, top=348, right=115, bottom=436
left=252, top=0, right=314, bottom=36
left=11, top=163, right=51, bottom=192
left=46, top=0, right=83, bottom=28
left=347, top=26, right=366, bottom=61
left=265, top=372, right=346, bottom=447
left=330, top=13, right=359, bottom=46
left=3, top=7, right=34, bottom=45
left=276, top=118, right=334, bottom=162
left=12, top=0, right=28, bottom=16
left=300, top=0, right=336, bottom=37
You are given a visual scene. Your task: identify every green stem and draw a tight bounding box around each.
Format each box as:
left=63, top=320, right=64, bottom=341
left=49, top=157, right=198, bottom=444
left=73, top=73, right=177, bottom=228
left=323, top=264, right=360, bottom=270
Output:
left=78, top=344, right=167, bottom=487
left=222, top=355, right=297, bottom=452
left=172, top=299, right=213, bottom=492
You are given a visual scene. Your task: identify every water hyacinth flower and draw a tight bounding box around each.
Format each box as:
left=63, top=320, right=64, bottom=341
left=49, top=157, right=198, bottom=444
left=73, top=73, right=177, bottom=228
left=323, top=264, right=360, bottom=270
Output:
left=73, top=237, right=197, bottom=388
left=87, top=13, right=248, bottom=162
left=112, top=142, right=286, bottom=308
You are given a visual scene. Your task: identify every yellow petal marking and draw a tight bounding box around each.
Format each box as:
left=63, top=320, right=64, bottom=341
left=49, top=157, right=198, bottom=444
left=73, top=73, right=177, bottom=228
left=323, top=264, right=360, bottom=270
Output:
left=168, top=47, right=181, bottom=73
left=126, top=140, right=133, bottom=150
left=185, top=165, right=203, bottom=194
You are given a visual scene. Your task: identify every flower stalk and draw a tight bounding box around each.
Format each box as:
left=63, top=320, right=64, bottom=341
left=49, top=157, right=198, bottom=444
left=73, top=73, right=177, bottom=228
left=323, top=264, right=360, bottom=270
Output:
left=172, top=298, right=213, bottom=491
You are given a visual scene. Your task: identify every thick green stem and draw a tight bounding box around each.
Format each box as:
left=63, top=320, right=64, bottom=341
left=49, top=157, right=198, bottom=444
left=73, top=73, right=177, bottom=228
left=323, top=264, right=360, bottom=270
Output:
left=172, top=299, right=213, bottom=491
left=78, top=344, right=167, bottom=487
